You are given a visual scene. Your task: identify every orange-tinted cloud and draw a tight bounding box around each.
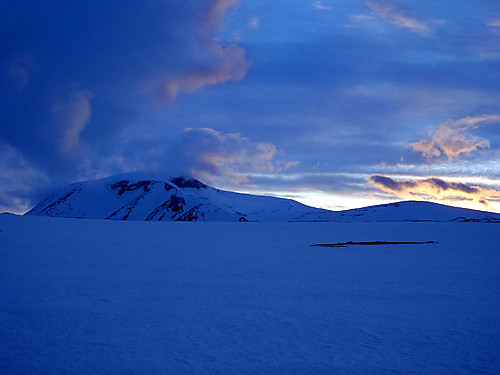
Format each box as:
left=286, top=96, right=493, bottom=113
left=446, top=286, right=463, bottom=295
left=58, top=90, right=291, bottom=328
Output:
left=366, top=1, right=431, bottom=35
left=163, top=127, right=280, bottom=184
left=410, top=115, right=500, bottom=160
left=159, top=0, right=249, bottom=104
left=160, top=45, right=248, bottom=103
left=368, top=175, right=500, bottom=207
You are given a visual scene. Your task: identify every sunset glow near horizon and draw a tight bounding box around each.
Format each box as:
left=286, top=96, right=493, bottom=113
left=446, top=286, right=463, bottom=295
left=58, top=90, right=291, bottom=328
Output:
left=1, top=1, right=500, bottom=214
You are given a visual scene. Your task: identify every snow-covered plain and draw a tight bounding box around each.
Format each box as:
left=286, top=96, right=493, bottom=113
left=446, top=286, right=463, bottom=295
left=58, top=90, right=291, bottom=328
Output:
left=1, top=214, right=499, bottom=374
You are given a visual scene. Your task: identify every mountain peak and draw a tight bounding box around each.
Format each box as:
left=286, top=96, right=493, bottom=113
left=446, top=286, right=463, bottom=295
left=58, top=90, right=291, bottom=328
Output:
left=169, top=177, right=207, bottom=189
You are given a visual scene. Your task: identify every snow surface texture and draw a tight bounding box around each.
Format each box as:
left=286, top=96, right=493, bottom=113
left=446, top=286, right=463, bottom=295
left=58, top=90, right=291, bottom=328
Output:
left=25, top=174, right=500, bottom=222
left=1, top=214, right=499, bottom=374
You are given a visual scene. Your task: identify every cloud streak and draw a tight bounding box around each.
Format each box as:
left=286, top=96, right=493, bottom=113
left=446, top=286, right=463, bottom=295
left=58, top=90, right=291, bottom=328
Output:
left=368, top=175, right=500, bottom=207
left=314, top=1, right=331, bottom=11
left=158, top=0, right=249, bottom=104
left=159, top=44, right=248, bottom=104
left=366, top=1, right=431, bottom=35
left=52, top=90, right=92, bottom=155
left=410, top=115, right=499, bottom=160
left=6, top=54, right=36, bottom=92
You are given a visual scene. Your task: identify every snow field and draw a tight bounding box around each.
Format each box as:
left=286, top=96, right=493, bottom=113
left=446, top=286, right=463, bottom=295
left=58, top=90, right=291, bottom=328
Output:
left=1, top=214, right=499, bottom=374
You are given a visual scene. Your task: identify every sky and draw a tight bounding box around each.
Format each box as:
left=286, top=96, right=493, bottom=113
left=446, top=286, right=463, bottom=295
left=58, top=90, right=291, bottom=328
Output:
left=1, top=0, right=500, bottom=213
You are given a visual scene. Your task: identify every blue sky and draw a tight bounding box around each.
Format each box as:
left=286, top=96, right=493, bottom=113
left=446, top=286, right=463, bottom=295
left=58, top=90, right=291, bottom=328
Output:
left=1, top=0, right=500, bottom=213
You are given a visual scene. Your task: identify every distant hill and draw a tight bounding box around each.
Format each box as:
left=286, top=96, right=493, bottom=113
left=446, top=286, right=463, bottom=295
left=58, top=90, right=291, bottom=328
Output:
left=25, top=174, right=500, bottom=222
left=298, top=200, right=500, bottom=223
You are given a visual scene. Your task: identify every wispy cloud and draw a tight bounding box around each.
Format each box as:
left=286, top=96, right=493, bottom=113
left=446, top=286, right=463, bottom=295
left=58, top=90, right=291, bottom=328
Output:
left=488, top=19, right=500, bottom=27
left=314, top=1, right=331, bottom=11
left=52, top=90, right=92, bottom=155
left=7, top=54, right=36, bottom=92
left=410, top=115, right=500, bottom=160
left=158, top=0, right=249, bottom=104
left=368, top=175, right=500, bottom=207
left=159, top=44, right=248, bottom=103
left=366, top=1, right=431, bottom=35
left=248, top=17, right=260, bottom=29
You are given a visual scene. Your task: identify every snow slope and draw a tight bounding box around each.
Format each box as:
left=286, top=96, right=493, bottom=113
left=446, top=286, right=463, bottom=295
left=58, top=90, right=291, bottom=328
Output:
left=25, top=173, right=500, bottom=222
left=298, top=200, right=500, bottom=222
left=1, top=214, right=499, bottom=374
left=25, top=173, right=327, bottom=222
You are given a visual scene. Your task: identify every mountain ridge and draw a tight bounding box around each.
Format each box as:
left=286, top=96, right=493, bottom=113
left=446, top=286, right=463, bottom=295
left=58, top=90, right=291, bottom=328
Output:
left=25, top=174, right=500, bottom=222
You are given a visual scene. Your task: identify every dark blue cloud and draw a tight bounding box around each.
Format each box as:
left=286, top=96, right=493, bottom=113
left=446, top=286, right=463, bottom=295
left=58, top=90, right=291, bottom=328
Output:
left=1, top=0, right=247, bottom=175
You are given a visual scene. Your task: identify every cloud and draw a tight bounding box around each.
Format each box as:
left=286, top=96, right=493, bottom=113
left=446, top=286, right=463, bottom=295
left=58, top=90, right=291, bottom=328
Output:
left=0, top=143, right=51, bottom=213
left=314, top=1, right=331, bottom=11
left=488, top=19, right=500, bottom=27
left=159, top=44, right=248, bottom=104
left=366, top=1, right=431, bottom=35
left=410, top=115, right=499, bottom=160
left=158, top=0, right=249, bottom=104
left=6, top=54, right=36, bottom=92
left=199, top=0, right=240, bottom=32
left=52, top=90, right=92, bottom=155
left=248, top=17, right=260, bottom=29
left=1, top=1, right=248, bottom=176
left=0, top=125, right=288, bottom=212
left=172, top=128, right=280, bottom=183
left=123, top=127, right=285, bottom=184
left=2, top=0, right=500, bottom=215
left=368, top=175, right=500, bottom=207
left=246, top=172, right=368, bottom=194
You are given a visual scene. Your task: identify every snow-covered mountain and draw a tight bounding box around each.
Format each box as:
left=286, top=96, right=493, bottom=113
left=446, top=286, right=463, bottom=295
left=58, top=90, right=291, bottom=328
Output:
left=25, top=174, right=500, bottom=222
left=25, top=173, right=329, bottom=222
left=299, top=200, right=500, bottom=223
